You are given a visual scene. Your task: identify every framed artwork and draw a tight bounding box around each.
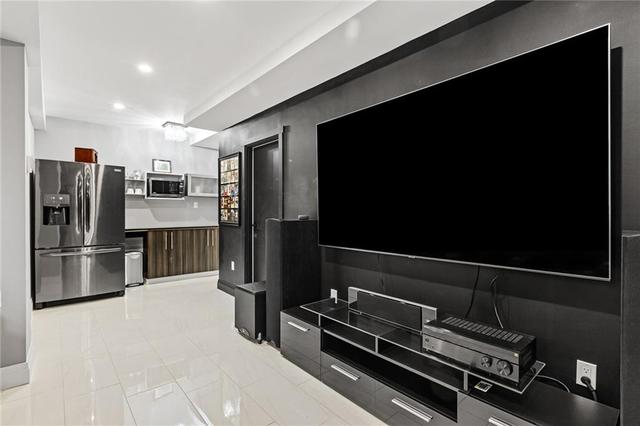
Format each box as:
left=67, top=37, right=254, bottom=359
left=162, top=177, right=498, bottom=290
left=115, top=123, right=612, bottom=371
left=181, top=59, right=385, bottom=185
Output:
left=152, top=159, right=172, bottom=173
left=219, top=152, right=241, bottom=226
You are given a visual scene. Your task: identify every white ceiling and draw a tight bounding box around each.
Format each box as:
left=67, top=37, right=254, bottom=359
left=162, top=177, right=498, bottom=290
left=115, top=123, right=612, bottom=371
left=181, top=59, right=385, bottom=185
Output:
left=2, top=1, right=490, bottom=136
left=35, top=1, right=371, bottom=128
left=188, top=0, right=490, bottom=140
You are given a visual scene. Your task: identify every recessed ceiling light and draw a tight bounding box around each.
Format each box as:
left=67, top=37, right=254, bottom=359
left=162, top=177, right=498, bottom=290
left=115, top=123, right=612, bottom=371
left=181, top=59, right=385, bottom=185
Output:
left=137, top=63, right=153, bottom=74
left=113, top=102, right=125, bottom=110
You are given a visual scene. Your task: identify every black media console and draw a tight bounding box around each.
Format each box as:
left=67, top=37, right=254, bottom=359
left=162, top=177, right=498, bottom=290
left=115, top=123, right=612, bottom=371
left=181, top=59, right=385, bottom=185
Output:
left=280, top=292, right=619, bottom=426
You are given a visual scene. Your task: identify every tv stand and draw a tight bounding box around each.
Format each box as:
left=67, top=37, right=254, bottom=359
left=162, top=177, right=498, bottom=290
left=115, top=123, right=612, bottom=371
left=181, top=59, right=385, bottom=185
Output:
left=280, top=296, right=619, bottom=425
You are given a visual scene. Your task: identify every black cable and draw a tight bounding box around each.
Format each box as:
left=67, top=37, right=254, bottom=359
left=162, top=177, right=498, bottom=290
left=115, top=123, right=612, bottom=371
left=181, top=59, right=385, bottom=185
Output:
left=581, top=376, right=598, bottom=402
left=464, top=266, right=481, bottom=318
left=536, top=375, right=570, bottom=393
left=490, top=275, right=504, bottom=328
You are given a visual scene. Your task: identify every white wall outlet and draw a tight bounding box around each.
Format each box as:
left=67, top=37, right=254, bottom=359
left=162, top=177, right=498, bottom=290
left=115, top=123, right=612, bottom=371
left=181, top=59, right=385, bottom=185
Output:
left=330, top=288, right=338, bottom=303
left=576, top=359, right=597, bottom=389
left=193, top=201, right=198, bottom=208
left=231, top=261, right=235, bottom=271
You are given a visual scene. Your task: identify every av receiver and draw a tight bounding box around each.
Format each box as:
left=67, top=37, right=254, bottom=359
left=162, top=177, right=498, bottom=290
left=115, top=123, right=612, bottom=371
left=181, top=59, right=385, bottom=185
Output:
left=422, top=314, right=536, bottom=384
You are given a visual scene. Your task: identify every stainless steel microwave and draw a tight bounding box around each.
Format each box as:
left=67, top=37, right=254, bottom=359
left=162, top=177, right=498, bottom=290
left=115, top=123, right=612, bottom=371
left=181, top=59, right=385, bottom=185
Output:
left=147, top=175, right=185, bottom=198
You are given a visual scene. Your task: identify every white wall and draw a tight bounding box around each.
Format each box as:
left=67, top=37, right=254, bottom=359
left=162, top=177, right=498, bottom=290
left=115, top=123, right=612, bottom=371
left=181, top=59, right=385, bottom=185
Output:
left=35, top=117, right=219, bottom=229
left=0, top=39, right=31, bottom=389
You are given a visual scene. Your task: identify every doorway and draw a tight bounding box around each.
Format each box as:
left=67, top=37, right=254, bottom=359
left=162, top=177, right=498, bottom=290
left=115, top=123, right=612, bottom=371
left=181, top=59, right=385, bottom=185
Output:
left=245, top=133, right=283, bottom=283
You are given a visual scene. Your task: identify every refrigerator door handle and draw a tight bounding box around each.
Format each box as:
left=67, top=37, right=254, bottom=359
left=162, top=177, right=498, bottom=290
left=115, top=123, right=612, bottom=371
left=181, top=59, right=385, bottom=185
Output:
left=76, top=172, right=83, bottom=235
left=41, top=251, right=86, bottom=258
left=84, top=166, right=92, bottom=243
left=84, top=248, right=123, bottom=255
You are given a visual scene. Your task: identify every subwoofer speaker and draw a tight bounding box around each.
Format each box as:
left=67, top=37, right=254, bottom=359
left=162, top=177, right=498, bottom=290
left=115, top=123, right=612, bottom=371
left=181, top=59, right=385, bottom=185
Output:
left=266, top=218, right=320, bottom=346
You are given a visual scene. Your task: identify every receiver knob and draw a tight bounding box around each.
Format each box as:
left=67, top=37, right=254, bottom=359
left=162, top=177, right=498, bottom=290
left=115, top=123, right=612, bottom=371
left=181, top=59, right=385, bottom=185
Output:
left=480, top=356, right=492, bottom=368
left=497, top=360, right=513, bottom=377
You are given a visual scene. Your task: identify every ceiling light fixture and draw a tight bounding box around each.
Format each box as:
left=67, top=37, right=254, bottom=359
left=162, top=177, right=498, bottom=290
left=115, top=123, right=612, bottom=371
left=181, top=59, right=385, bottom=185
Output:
left=113, top=102, right=126, bottom=110
left=162, top=121, right=188, bottom=142
left=137, top=63, right=153, bottom=74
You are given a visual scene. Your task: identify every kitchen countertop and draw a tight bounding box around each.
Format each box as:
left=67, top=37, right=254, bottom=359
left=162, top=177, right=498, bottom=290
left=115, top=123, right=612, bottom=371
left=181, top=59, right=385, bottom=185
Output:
left=126, top=225, right=218, bottom=232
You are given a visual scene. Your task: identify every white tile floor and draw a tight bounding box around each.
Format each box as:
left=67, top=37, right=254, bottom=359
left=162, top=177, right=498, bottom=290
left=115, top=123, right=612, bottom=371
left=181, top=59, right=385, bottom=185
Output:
left=0, top=275, right=384, bottom=426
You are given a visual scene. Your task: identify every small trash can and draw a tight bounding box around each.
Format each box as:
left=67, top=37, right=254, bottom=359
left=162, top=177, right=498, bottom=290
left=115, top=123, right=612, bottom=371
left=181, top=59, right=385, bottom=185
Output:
left=125, top=237, right=144, bottom=287
left=234, top=281, right=266, bottom=343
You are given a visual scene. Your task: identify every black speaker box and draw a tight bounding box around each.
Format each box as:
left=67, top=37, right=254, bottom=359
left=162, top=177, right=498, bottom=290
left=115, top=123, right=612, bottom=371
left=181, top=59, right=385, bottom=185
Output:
left=266, top=218, right=320, bottom=346
left=621, top=232, right=640, bottom=426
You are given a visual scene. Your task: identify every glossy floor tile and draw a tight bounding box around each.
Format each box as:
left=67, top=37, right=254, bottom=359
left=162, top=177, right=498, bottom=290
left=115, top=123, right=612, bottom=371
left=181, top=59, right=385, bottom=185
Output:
left=0, top=274, right=381, bottom=425
left=244, top=374, right=332, bottom=425
left=0, top=389, right=65, bottom=425
left=62, top=355, right=120, bottom=398
left=128, top=383, right=205, bottom=426
left=64, top=384, right=136, bottom=426
left=187, top=374, right=273, bottom=426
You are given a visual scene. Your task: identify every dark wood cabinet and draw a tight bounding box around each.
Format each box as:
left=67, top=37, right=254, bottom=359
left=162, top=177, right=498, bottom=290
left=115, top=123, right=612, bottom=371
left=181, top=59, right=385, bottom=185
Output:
left=147, top=230, right=169, bottom=279
left=145, top=227, right=218, bottom=279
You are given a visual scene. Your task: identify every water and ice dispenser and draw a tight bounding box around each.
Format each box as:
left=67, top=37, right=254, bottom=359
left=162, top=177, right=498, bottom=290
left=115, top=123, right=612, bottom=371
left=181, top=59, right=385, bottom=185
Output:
left=43, top=194, right=70, bottom=225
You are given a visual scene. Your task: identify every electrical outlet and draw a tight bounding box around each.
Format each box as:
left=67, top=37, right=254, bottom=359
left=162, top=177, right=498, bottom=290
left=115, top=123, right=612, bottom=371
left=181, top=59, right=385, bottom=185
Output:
left=193, top=201, right=198, bottom=208
left=231, top=261, right=235, bottom=271
left=576, top=359, right=597, bottom=389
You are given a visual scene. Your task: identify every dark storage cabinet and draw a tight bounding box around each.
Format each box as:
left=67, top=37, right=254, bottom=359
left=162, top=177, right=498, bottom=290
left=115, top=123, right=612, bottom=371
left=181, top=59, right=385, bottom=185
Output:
left=280, top=308, right=321, bottom=378
left=146, top=227, right=218, bottom=279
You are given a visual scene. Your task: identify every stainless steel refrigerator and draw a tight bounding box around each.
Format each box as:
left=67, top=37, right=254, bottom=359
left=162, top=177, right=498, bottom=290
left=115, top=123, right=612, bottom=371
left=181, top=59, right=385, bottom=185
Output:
left=33, top=159, right=125, bottom=308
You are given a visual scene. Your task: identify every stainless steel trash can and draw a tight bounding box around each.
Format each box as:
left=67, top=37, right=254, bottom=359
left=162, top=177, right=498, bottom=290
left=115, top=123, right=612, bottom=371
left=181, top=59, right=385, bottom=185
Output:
left=125, top=236, right=144, bottom=287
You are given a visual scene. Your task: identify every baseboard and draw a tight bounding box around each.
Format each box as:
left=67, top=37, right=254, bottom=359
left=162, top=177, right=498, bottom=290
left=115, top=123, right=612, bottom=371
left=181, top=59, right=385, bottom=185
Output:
left=0, top=361, right=30, bottom=391
left=145, top=270, right=219, bottom=285
left=217, top=278, right=237, bottom=296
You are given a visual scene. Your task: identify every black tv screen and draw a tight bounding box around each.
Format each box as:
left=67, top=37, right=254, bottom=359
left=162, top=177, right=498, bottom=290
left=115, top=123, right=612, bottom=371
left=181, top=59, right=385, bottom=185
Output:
left=317, top=25, right=611, bottom=280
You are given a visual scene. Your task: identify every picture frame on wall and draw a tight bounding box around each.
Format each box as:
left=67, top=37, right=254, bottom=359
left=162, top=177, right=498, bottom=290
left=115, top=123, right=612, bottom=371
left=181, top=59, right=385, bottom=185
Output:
left=152, top=159, right=172, bottom=173
left=219, top=152, right=241, bottom=226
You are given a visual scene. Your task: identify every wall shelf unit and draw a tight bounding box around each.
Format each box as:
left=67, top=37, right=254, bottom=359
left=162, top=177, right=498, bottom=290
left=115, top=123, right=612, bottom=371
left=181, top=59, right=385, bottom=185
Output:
left=186, top=174, right=218, bottom=198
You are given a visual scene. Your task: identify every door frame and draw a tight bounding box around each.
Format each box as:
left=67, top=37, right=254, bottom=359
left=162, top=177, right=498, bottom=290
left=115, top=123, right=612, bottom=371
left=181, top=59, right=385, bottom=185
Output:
left=243, top=127, right=284, bottom=283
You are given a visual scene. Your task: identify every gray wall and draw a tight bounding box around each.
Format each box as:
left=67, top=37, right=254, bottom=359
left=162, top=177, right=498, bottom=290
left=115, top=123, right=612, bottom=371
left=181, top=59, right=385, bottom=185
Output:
left=216, top=1, right=640, bottom=408
left=1, top=39, right=33, bottom=385
left=35, top=117, right=219, bottom=229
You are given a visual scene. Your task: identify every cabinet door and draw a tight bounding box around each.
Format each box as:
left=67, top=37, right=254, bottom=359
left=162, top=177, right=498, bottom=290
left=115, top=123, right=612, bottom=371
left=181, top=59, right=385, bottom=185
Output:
left=168, top=230, right=184, bottom=276
left=198, top=229, right=209, bottom=272
left=203, top=228, right=218, bottom=271
left=183, top=229, right=205, bottom=274
left=211, top=228, right=219, bottom=270
left=147, top=230, right=169, bottom=278
left=180, top=229, right=197, bottom=274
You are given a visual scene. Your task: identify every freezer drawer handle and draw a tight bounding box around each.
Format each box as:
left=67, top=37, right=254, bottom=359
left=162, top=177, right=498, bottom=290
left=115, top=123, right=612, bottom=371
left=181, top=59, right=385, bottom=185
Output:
left=85, top=248, right=122, bottom=255
left=41, top=248, right=122, bottom=257
left=330, top=364, right=360, bottom=381
left=287, top=321, right=309, bottom=332
left=488, top=417, right=513, bottom=426
left=41, top=252, right=86, bottom=257
left=391, top=398, right=433, bottom=423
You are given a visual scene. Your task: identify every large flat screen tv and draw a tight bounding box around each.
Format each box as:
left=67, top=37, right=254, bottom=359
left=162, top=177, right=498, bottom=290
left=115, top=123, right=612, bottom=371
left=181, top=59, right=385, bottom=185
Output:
left=317, top=25, right=611, bottom=281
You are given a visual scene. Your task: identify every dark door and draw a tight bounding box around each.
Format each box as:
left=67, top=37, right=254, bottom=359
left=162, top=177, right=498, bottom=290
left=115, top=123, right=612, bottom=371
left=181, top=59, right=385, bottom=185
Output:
left=252, top=141, right=280, bottom=282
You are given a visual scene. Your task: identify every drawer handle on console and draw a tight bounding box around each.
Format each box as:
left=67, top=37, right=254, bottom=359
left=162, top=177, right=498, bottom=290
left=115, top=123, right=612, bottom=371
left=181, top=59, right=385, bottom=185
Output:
left=488, top=417, right=513, bottom=426
left=391, top=398, right=433, bottom=423
left=330, top=364, right=360, bottom=381
left=287, top=321, right=309, bottom=332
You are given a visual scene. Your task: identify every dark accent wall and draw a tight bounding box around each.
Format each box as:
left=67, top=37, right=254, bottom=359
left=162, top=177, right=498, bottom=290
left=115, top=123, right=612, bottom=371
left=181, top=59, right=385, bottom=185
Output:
left=217, top=1, right=640, bottom=408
